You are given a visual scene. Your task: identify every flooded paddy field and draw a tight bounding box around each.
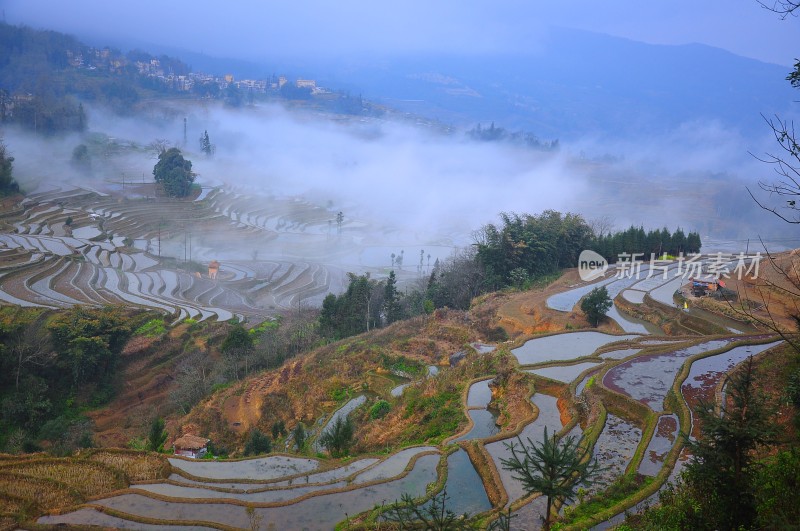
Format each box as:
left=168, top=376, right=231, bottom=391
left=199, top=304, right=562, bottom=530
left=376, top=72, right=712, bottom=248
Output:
left=512, top=331, right=639, bottom=364
left=526, top=361, right=602, bottom=383
left=486, top=393, right=563, bottom=503
left=638, top=414, right=679, bottom=476
left=602, top=338, right=740, bottom=410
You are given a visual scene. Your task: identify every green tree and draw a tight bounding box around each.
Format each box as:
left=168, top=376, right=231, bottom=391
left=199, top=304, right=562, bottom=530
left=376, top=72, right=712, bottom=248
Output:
left=71, top=143, right=91, bottom=173
left=222, top=324, right=254, bottom=353
left=48, top=306, right=131, bottom=387
left=318, top=415, right=354, bottom=457
left=153, top=147, right=194, bottom=198
left=383, top=270, right=403, bottom=325
left=370, top=399, right=391, bottom=419
left=200, top=130, right=213, bottom=156
left=500, top=427, right=601, bottom=531
left=682, top=356, right=777, bottom=530
left=292, top=422, right=307, bottom=451
left=754, top=448, right=800, bottom=528
left=580, top=286, right=612, bottom=327
left=0, top=139, right=19, bottom=194
left=383, top=489, right=476, bottom=530
left=243, top=428, right=272, bottom=456
left=147, top=417, right=168, bottom=452
left=271, top=420, right=286, bottom=439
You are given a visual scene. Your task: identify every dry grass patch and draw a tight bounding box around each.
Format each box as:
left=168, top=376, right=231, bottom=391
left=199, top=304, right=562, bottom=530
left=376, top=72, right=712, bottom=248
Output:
left=86, top=449, right=171, bottom=481
left=0, top=516, right=16, bottom=531
left=1, top=458, right=126, bottom=497
left=0, top=473, right=82, bottom=510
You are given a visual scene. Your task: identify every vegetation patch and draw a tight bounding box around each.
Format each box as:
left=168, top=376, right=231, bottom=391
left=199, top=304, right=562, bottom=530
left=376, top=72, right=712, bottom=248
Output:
left=560, top=473, right=653, bottom=526
left=0, top=472, right=82, bottom=511
left=85, top=449, right=170, bottom=481
left=134, top=318, right=167, bottom=338
left=0, top=458, right=126, bottom=497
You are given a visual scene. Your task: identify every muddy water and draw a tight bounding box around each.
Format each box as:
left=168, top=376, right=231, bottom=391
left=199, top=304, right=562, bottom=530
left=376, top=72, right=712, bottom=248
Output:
left=82, top=453, right=441, bottom=530
left=606, top=304, right=662, bottom=335
left=510, top=495, right=548, bottom=530
left=353, top=446, right=437, bottom=484
left=390, top=383, right=409, bottom=397
left=168, top=455, right=319, bottom=481
left=254, top=452, right=440, bottom=530
left=598, top=348, right=641, bottom=360
left=486, top=394, right=563, bottom=503
left=467, top=379, right=494, bottom=408
left=313, top=395, right=366, bottom=452
left=684, top=307, right=758, bottom=335
left=649, top=276, right=684, bottom=306
left=682, top=341, right=781, bottom=437
left=602, top=338, right=738, bottom=410
left=168, top=458, right=378, bottom=490
left=471, top=342, right=497, bottom=354
left=133, top=480, right=348, bottom=503
left=38, top=507, right=218, bottom=530
left=589, top=414, right=641, bottom=493
left=454, top=409, right=501, bottom=441
left=526, top=361, right=601, bottom=383
left=432, top=449, right=492, bottom=516
left=622, top=289, right=646, bottom=304
left=638, top=414, right=679, bottom=476
left=576, top=370, right=600, bottom=396
left=546, top=276, right=620, bottom=312
left=512, top=332, right=638, bottom=365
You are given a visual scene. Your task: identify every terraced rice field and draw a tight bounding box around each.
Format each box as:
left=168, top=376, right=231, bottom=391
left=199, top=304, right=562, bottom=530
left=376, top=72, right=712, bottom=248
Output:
left=0, top=185, right=373, bottom=322
left=14, top=187, right=786, bottom=529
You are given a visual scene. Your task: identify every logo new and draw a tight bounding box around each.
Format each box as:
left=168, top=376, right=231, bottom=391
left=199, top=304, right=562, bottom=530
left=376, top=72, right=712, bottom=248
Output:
left=578, top=250, right=608, bottom=281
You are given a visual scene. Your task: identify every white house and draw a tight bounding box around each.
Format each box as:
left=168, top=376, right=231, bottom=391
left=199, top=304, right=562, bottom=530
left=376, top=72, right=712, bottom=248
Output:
left=173, top=434, right=210, bottom=458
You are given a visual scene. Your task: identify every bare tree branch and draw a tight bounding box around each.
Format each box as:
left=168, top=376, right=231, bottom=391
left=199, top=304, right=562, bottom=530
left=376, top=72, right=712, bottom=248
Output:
left=758, top=0, right=800, bottom=18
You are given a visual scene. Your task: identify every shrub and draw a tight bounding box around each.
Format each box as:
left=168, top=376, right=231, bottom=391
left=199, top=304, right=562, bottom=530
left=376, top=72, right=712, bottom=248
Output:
left=370, top=400, right=391, bottom=419
left=271, top=420, right=286, bottom=439
left=293, top=423, right=307, bottom=451
left=318, top=416, right=354, bottom=457
left=243, top=429, right=272, bottom=456
left=134, top=318, right=166, bottom=338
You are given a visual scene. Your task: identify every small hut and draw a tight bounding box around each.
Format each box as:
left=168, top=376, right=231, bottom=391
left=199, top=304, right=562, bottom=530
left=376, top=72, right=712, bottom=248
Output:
left=172, top=434, right=210, bottom=458
left=691, top=275, right=725, bottom=296
left=208, top=260, right=220, bottom=280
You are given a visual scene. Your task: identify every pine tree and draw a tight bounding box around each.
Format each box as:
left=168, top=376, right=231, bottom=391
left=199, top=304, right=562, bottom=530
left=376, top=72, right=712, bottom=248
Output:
left=384, top=270, right=402, bottom=325
left=0, top=140, right=19, bottom=194
left=147, top=417, right=168, bottom=452
left=318, top=415, right=354, bottom=457
left=501, top=427, right=601, bottom=531
left=200, top=130, right=213, bottom=156
left=683, top=356, right=777, bottom=529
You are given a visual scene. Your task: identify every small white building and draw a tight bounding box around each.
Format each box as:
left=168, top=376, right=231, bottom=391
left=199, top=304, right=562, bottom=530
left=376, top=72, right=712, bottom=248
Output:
left=173, top=434, right=210, bottom=459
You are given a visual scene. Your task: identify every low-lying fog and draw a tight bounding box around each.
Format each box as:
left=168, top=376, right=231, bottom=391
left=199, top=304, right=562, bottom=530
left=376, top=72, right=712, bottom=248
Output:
left=4, top=100, right=797, bottom=268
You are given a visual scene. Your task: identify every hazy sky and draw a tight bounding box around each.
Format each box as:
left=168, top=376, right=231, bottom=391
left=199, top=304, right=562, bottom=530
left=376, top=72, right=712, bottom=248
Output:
left=3, top=0, right=798, bottom=66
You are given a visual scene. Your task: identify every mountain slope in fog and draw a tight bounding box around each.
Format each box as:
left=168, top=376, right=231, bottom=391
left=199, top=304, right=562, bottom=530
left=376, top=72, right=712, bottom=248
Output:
left=288, top=27, right=795, bottom=141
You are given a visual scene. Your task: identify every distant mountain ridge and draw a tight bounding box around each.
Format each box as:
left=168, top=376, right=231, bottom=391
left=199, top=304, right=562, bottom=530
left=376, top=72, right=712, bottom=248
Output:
left=2, top=22, right=795, bottom=142
left=282, top=27, right=796, bottom=141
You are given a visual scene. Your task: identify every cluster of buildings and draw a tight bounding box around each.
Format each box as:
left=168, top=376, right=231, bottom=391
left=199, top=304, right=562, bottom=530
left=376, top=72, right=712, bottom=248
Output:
left=65, top=46, right=322, bottom=95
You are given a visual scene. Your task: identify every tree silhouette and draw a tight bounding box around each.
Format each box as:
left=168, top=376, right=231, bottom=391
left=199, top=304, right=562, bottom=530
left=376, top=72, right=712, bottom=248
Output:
left=318, top=415, right=354, bottom=457
left=147, top=417, right=167, bottom=452
left=501, top=427, right=601, bottom=531
left=153, top=147, right=194, bottom=197
left=580, top=286, right=612, bottom=327
left=383, top=489, right=477, bottom=530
